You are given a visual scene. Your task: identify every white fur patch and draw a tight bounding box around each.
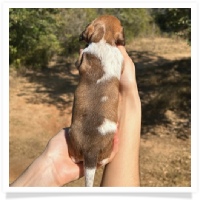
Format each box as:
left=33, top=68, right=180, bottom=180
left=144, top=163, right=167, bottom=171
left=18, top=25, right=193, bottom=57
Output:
left=101, top=96, right=108, bottom=102
left=85, top=167, right=96, bottom=187
left=82, top=40, right=123, bottom=84
left=97, top=118, right=117, bottom=136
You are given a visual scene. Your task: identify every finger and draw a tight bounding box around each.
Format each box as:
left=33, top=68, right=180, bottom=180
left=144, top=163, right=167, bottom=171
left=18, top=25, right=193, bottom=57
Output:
left=108, top=134, right=119, bottom=161
left=69, top=161, right=84, bottom=181
left=76, top=162, right=84, bottom=178
left=101, top=133, right=120, bottom=166
left=117, top=45, right=129, bottom=59
left=97, top=132, right=119, bottom=167
left=109, top=128, right=120, bottom=160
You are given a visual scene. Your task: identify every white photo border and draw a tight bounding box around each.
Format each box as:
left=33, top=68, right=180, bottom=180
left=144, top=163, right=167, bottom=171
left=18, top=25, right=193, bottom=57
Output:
left=1, top=0, right=198, bottom=194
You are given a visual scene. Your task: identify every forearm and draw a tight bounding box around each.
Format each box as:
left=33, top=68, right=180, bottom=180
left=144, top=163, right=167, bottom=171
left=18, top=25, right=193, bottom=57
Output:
left=10, top=129, right=84, bottom=187
left=10, top=154, right=59, bottom=187
left=101, top=89, right=141, bottom=186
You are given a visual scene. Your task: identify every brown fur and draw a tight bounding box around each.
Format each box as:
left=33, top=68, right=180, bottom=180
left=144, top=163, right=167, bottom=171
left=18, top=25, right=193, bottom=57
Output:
left=80, top=15, right=125, bottom=45
left=68, top=53, right=119, bottom=167
left=68, top=15, right=125, bottom=185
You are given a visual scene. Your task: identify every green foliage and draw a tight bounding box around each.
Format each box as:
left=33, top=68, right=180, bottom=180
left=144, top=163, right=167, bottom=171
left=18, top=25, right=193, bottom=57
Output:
left=10, top=8, right=156, bottom=71
left=152, top=8, right=191, bottom=43
left=57, top=8, right=154, bottom=54
left=9, top=8, right=61, bottom=69
left=10, top=8, right=189, bottom=71
left=56, top=9, right=99, bottom=55
left=94, top=8, right=156, bottom=41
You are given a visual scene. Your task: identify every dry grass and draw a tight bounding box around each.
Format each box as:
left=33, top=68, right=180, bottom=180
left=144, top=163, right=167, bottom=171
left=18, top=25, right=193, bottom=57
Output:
left=127, top=37, right=190, bottom=58
left=9, top=37, right=191, bottom=187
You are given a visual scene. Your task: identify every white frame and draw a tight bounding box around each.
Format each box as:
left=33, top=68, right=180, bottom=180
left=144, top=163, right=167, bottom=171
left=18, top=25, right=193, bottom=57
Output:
left=1, top=0, right=198, bottom=195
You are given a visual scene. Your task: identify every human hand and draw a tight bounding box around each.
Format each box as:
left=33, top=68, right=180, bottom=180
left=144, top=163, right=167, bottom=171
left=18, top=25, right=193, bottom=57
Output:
left=10, top=128, right=84, bottom=187
left=117, top=45, right=138, bottom=95
left=44, top=128, right=119, bottom=186
left=42, top=128, right=84, bottom=186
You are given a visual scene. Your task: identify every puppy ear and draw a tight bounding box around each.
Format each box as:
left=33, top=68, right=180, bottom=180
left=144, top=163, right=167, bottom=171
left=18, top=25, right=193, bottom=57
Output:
left=79, top=23, right=104, bottom=43
left=90, top=23, right=104, bottom=43
left=115, top=28, right=125, bottom=46
left=79, top=24, right=94, bottom=42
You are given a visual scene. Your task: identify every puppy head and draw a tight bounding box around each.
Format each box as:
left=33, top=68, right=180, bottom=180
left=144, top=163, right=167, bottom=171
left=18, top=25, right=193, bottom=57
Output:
left=80, top=15, right=125, bottom=46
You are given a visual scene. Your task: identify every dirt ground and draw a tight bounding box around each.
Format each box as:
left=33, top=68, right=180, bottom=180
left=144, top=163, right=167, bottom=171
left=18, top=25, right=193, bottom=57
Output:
left=9, top=37, right=191, bottom=187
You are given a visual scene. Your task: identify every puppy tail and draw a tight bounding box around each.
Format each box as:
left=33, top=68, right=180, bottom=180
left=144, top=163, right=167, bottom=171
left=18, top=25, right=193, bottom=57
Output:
left=84, top=153, right=98, bottom=187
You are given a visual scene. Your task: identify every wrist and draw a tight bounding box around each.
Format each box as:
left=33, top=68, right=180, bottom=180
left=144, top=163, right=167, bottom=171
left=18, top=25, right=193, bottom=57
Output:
left=119, top=87, right=141, bottom=111
left=39, top=152, right=62, bottom=187
left=118, top=88, right=141, bottom=138
left=10, top=153, right=60, bottom=187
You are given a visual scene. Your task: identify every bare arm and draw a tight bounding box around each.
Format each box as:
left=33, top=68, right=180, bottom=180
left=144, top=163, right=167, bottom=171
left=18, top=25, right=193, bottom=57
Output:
left=101, top=46, right=141, bottom=186
left=10, top=129, right=84, bottom=187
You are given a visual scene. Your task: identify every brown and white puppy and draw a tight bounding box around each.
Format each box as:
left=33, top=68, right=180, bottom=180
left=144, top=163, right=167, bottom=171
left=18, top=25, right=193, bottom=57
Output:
left=68, top=15, right=125, bottom=187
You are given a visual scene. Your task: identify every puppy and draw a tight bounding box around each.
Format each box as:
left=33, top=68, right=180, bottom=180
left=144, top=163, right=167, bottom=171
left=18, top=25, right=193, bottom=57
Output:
left=68, top=15, right=125, bottom=187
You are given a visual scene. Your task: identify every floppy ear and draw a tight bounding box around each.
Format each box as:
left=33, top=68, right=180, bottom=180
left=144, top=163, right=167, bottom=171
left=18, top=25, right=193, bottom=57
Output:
left=90, top=23, right=104, bottom=43
left=79, top=24, right=94, bottom=42
left=79, top=23, right=104, bottom=43
left=115, top=28, right=125, bottom=46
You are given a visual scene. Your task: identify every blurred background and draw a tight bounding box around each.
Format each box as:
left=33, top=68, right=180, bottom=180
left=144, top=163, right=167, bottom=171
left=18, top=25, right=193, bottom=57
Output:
left=9, top=8, right=191, bottom=187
